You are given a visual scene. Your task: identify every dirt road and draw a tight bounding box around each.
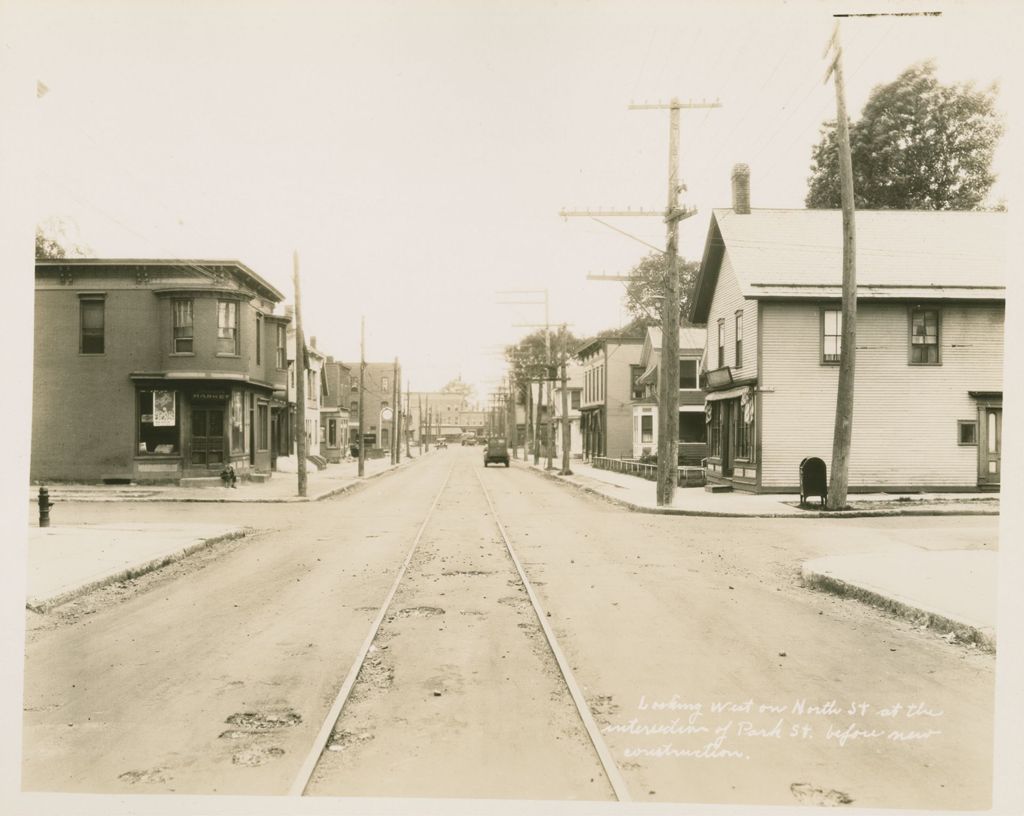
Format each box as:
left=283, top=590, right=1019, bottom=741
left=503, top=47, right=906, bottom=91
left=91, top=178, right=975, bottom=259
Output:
left=22, top=446, right=995, bottom=808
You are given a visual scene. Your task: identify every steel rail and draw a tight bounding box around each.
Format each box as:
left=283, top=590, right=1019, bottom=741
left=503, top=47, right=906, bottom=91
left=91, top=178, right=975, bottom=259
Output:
left=288, top=460, right=457, bottom=796
left=472, top=467, right=633, bottom=802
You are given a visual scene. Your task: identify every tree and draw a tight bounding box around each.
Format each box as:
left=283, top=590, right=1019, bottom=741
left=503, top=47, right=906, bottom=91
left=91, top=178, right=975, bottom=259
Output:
left=36, top=218, right=91, bottom=259
left=622, top=251, right=700, bottom=326
left=806, top=62, right=1003, bottom=210
left=505, top=327, right=582, bottom=405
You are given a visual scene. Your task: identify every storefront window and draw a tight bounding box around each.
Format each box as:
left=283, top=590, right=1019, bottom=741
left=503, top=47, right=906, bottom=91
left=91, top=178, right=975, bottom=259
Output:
left=138, top=389, right=179, bottom=454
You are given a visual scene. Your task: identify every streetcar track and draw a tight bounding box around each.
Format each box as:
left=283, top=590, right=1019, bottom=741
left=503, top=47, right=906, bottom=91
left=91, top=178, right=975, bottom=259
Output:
left=473, top=465, right=632, bottom=802
left=288, top=454, right=631, bottom=801
left=287, top=460, right=456, bottom=796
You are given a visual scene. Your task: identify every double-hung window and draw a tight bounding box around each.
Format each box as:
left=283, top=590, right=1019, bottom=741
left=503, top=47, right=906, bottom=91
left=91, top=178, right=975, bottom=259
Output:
left=172, top=299, right=194, bottom=353
left=217, top=300, right=240, bottom=355
left=80, top=296, right=105, bottom=354
left=822, top=309, right=841, bottom=364
left=910, top=308, right=940, bottom=365
left=255, top=313, right=262, bottom=365
left=640, top=413, right=653, bottom=443
left=679, top=359, right=698, bottom=389
left=717, top=320, right=725, bottom=368
left=276, top=324, right=287, bottom=369
left=735, top=311, right=743, bottom=368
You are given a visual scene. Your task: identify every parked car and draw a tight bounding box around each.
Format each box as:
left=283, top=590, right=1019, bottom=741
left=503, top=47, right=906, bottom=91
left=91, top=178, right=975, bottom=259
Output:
left=483, top=437, right=509, bottom=467
left=461, top=432, right=477, bottom=446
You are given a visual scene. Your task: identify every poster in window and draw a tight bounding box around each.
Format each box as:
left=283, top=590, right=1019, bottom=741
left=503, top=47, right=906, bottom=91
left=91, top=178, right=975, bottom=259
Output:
left=152, top=390, right=176, bottom=427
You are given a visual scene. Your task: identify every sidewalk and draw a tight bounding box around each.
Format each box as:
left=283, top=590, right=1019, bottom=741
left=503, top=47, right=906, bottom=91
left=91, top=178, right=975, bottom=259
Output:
left=27, top=522, right=246, bottom=612
left=27, top=452, right=417, bottom=504
left=519, top=458, right=1000, bottom=519
left=519, top=456, right=999, bottom=650
left=24, top=452, right=429, bottom=612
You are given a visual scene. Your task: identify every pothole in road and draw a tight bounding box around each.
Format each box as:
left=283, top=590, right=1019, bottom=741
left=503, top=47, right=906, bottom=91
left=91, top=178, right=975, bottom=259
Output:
left=395, top=606, right=446, bottom=618
left=219, top=709, right=302, bottom=738
left=441, top=570, right=495, bottom=577
left=357, top=653, right=395, bottom=690
left=118, top=768, right=168, bottom=785
left=232, top=746, right=286, bottom=766
left=327, top=729, right=376, bottom=752
left=790, top=782, right=854, bottom=806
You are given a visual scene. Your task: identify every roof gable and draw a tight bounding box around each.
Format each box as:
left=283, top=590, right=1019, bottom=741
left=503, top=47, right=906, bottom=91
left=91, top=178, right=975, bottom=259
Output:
left=691, top=209, right=1006, bottom=321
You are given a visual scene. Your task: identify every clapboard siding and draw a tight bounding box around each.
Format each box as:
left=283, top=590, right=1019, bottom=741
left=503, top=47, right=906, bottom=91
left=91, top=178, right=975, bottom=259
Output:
left=704, top=250, right=758, bottom=380
left=606, top=342, right=644, bottom=457
left=760, top=301, right=1004, bottom=489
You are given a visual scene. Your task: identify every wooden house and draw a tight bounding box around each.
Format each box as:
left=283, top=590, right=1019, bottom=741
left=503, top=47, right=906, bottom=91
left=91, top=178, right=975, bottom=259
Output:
left=630, top=326, right=707, bottom=463
left=688, top=165, right=1005, bottom=493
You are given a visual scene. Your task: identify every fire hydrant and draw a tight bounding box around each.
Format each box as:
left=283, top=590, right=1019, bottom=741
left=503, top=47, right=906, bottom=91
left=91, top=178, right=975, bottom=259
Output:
left=38, top=486, right=55, bottom=528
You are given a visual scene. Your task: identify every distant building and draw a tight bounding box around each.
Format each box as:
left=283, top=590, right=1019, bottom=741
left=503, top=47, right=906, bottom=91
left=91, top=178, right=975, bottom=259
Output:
left=32, top=258, right=289, bottom=483
left=630, top=327, right=707, bottom=463
left=576, top=334, right=645, bottom=460
left=346, top=362, right=401, bottom=453
left=552, top=362, right=583, bottom=459
left=320, top=356, right=352, bottom=463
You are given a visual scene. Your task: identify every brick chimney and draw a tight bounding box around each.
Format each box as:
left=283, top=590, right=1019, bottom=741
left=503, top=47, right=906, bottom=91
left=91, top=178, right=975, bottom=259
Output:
left=731, top=163, right=751, bottom=214
left=310, top=335, right=317, bottom=349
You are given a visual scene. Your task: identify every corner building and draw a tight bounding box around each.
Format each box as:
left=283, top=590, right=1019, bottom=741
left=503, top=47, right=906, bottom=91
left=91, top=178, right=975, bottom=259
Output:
left=32, top=259, right=290, bottom=483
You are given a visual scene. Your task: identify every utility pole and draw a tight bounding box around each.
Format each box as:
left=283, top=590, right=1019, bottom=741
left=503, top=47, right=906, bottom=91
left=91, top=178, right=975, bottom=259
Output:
left=559, top=324, right=572, bottom=476
left=824, top=22, right=857, bottom=511
left=561, top=97, right=720, bottom=506
left=418, top=394, right=424, bottom=451
left=391, top=357, right=399, bottom=464
left=292, top=251, right=308, bottom=498
left=358, top=316, right=366, bottom=477
left=508, top=372, right=518, bottom=459
left=543, top=290, right=553, bottom=470
left=406, top=378, right=412, bottom=457
left=424, top=395, right=430, bottom=451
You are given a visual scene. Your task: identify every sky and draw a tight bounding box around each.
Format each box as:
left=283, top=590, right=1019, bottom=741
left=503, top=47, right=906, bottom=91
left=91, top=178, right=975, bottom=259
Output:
left=11, top=0, right=1017, bottom=401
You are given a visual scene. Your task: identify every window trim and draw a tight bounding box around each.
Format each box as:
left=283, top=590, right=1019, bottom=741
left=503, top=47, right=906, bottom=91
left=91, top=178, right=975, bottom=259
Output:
left=276, top=324, right=287, bottom=370
left=217, top=299, right=240, bottom=356
left=717, top=319, right=725, bottom=369
left=679, top=358, right=700, bottom=390
left=79, top=294, right=106, bottom=355
left=735, top=310, right=743, bottom=369
left=957, top=419, right=978, bottom=447
left=908, top=306, right=941, bottom=366
left=255, top=313, right=262, bottom=365
left=171, top=298, right=194, bottom=355
left=820, top=306, right=842, bottom=365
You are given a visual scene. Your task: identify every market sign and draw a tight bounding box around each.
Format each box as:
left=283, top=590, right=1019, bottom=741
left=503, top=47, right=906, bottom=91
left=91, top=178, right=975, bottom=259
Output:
left=192, top=390, right=229, bottom=403
left=152, top=390, right=176, bottom=427
left=704, top=367, right=733, bottom=389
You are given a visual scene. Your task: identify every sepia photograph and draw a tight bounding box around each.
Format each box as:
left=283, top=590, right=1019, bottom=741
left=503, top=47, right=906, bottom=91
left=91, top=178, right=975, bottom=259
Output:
left=2, top=1, right=1022, bottom=814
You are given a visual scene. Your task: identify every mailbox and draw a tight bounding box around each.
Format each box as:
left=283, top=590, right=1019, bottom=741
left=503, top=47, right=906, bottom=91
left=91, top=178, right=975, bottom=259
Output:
left=799, top=457, right=827, bottom=506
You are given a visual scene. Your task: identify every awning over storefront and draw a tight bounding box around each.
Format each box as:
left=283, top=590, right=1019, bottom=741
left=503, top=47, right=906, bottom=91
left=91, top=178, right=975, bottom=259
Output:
left=705, top=384, right=753, bottom=402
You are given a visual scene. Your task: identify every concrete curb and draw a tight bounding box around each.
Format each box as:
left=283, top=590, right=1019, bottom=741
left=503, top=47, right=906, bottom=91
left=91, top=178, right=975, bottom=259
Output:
left=515, top=462, right=1000, bottom=519
left=800, top=565, right=996, bottom=653
left=27, top=456, right=421, bottom=505
left=26, top=529, right=248, bottom=614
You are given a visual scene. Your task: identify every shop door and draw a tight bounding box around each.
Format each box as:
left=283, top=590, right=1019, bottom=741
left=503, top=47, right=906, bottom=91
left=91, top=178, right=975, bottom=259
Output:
left=978, top=407, right=1001, bottom=488
left=191, top=408, right=225, bottom=467
left=720, top=401, right=733, bottom=477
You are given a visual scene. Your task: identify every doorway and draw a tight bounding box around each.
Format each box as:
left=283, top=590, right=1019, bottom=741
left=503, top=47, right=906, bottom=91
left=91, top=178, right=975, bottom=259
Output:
left=191, top=408, right=225, bottom=468
left=978, top=405, right=1001, bottom=489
